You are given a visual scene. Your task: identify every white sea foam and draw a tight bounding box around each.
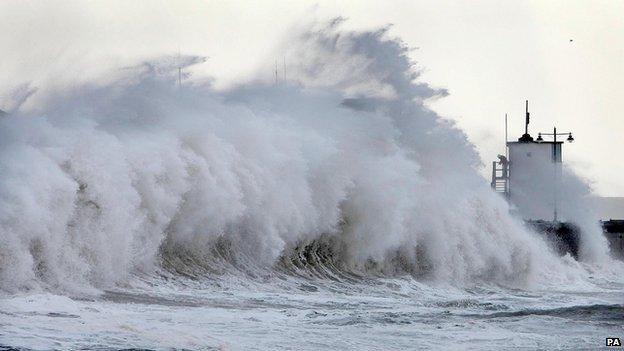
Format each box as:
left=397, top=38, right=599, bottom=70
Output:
left=0, top=21, right=619, bottom=295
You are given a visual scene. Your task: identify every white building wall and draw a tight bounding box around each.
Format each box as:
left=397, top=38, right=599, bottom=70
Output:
left=508, top=142, right=562, bottom=220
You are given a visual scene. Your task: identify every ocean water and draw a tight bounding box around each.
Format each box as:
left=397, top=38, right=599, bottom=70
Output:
left=1, top=21, right=622, bottom=350
left=1, top=271, right=622, bottom=350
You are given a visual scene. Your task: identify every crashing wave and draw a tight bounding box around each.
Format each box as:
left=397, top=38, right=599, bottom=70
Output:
left=0, top=21, right=608, bottom=293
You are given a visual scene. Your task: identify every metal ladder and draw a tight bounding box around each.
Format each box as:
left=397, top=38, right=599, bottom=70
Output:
left=491, top=156, right=509, bottom=195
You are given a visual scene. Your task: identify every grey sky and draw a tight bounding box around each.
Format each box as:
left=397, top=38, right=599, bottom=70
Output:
left=1, top=0, right=622, bottom=196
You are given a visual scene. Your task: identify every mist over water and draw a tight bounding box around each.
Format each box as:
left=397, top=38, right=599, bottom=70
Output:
left=0, top=21, right=619, bottom=298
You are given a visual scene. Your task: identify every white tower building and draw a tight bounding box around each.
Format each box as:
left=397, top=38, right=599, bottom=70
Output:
left=492, top=101, right=573, bottom=222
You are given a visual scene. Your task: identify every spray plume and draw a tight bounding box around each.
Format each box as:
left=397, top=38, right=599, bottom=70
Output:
left=0, top=20, right=611, bottom=293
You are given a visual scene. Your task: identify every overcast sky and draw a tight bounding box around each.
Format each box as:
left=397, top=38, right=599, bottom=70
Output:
left=1, top=0, right=622, bottom=196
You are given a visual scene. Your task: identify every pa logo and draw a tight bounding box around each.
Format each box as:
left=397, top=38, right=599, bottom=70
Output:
left=607, top=338, right=622, bottom=347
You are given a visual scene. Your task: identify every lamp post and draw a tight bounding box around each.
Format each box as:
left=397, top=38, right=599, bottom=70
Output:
left=536, top=127, right=574, bottom=222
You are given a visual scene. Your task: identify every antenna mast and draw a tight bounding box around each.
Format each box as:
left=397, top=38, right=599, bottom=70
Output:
left=525, top=100, right=529, bottom=135
left=505, top=113, right=508, bottom=159
left=518, top=100, right=534, bottom=142
left=275, top=59, right=278, bottom=84
left=178, top=67, right=182, bottom=89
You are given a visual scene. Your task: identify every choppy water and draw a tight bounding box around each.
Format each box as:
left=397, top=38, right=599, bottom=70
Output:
left=1, top=273, right=622, bottom=350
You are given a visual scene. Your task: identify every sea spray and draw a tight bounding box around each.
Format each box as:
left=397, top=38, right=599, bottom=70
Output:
left=0, top=21, right=609, bottom=293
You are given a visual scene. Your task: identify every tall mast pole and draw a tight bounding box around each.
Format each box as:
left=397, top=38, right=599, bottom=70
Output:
left=178, top=67, right=182, bottom=89
left=505, top=113, right=510, bottom=197
left=553, top=126, right=558, bottom=222
left=505, top=113, right=508, bottom=159
left=525, top=100, right=529, bottom=135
